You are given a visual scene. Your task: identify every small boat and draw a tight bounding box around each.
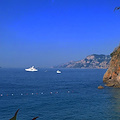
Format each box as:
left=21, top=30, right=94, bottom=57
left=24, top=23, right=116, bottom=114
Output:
left=25, top=66, right=38, bottom=72
left=56, top=70, right=61, bottom=74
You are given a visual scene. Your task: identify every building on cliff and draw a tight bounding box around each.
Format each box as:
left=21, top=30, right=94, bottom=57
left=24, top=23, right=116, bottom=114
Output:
left=103, top=45, right=120, bottom=87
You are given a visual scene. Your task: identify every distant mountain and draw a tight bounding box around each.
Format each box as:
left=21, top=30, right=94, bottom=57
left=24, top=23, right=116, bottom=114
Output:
left=54, top=54, right=111, bottom=69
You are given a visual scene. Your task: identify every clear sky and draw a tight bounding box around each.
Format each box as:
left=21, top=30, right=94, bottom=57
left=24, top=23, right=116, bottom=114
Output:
left=0, top=0, right=120, bottom=68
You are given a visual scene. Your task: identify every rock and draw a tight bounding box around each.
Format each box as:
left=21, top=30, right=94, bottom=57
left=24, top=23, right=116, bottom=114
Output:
left=103, top=45, right=120, bottom=88
left=98, top=85, right=104, bottom=89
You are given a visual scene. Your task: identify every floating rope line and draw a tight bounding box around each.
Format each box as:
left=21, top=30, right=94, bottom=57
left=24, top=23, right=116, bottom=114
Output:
left=0, top=91, right=73, bottom=97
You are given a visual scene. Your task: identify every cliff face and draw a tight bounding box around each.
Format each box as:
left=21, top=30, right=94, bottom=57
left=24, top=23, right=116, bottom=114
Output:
left=54, top=54, right=111, bottom=69
left=103, top=46, right=120, bottom=87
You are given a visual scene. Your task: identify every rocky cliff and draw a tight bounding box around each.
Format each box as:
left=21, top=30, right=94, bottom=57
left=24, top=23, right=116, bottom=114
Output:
left=54, top=54, right=111, bottom=69
left=103, top=46, right=120, bottom=87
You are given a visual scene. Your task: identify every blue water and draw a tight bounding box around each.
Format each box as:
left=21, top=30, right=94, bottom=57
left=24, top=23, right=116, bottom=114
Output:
left=0, top=68, right=120, bottom=120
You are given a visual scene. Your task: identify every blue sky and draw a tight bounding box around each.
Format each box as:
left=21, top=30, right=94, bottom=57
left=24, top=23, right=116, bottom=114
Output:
left=0, top=0, right=120, bottom=68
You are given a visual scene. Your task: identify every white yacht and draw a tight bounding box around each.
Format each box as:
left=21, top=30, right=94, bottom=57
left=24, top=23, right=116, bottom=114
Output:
left=25, top=66, right=38, bottom=72
left=56, top=70, right=61, bottom=74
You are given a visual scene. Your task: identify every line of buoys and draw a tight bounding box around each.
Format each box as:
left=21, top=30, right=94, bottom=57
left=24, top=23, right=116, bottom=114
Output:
left=0, top=91, right=73, bottom=97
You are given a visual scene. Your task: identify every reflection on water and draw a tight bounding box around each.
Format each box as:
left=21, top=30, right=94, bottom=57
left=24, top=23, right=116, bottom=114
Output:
left=105, top=87, right=120, bottom=119
left=111, top=88, right=120, bottom=111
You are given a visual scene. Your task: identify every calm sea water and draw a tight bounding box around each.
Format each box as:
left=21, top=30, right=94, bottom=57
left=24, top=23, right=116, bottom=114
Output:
left=0, top=68, right=120, bottom=120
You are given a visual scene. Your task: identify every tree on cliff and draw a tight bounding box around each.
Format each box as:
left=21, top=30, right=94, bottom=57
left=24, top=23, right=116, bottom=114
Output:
left=110, top=45, right=120, bottom=57
left=114, top=7, right=120, bottom=11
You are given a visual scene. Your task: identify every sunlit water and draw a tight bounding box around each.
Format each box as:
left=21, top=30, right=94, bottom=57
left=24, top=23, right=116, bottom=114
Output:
left=0, top=68, right=120, bottom=120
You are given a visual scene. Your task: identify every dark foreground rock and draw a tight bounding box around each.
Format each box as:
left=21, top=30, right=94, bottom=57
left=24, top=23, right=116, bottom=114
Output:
left=103, top=45, right=120, bottom=88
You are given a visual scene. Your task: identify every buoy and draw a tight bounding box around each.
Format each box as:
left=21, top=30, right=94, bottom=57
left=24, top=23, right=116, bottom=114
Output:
left=68, top=91, right=70, bottom=93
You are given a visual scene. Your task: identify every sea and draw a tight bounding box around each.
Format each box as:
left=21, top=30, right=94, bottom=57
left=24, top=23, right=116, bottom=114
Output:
left=0, top=68, right=120, bottom=120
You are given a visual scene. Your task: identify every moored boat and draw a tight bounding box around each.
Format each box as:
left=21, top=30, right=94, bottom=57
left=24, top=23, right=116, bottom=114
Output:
left=25, top=66, right=38, bottom=72
left=56, top=70, right=61, bottom=74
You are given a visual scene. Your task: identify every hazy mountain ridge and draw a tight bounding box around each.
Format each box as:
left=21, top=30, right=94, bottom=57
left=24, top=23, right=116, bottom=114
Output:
left=54, top=54, right=111, bottom=69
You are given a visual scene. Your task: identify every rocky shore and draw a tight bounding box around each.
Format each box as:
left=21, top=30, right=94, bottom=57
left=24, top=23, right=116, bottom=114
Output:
left=103, top=45, right=120, bottom=87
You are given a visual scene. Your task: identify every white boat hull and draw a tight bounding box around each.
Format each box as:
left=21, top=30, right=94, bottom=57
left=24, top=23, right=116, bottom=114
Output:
left=57, top=70, right=61, bottom=74
left=25, top=69, right=38, bottom=72
left=25, top=66, right=38, bottom=72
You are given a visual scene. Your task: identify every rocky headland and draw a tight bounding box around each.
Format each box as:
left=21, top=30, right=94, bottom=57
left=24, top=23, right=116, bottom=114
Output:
left=103, top=45, right=120, bottom=87
left=54, top=54, right=111, bottom=69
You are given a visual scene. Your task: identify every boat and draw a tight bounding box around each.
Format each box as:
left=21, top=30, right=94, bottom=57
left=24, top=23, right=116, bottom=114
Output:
left=25, top=66, right=38, bottom=72
left=56, top=70, right=61, bottom=74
